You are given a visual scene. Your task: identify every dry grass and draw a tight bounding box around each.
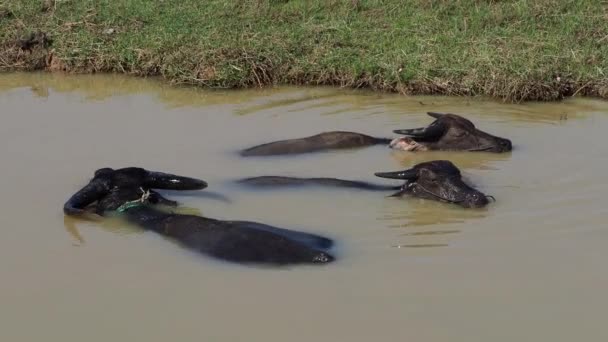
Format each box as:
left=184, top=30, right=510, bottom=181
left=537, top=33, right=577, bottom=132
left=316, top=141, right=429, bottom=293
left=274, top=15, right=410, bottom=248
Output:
left=1, top=0, right=607, bottom=102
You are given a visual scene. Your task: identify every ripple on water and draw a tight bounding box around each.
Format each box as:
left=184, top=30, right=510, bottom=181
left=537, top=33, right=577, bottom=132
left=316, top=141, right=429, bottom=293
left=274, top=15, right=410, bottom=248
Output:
left=1, top=73, right=608, bottom=342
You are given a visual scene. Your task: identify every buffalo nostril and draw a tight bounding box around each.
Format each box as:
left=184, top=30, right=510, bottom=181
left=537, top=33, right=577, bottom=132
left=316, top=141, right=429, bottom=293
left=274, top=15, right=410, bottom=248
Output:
left=313, top=253, right=334, bottom=263
left=468, top=193, right=489, bottom=207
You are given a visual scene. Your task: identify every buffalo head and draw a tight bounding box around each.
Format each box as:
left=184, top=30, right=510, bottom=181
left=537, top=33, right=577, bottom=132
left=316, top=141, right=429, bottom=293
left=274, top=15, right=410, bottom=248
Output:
left=375, top=160, right=492, bottom=208
left=390, top=112, right=512, bottom=152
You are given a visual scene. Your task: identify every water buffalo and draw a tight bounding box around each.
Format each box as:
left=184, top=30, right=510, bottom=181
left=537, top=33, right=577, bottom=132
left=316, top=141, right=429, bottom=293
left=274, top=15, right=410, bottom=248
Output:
left=64, top=167, right=335, bottom=266
left=238, top=160, right=492, bottom=208
left=63, top=167, right=207, bottom=217
left=375, top=160, right=492, bottom=208
left=390, top=112, right=512, bottom=152
left=239, top=112, right=511, bottom=156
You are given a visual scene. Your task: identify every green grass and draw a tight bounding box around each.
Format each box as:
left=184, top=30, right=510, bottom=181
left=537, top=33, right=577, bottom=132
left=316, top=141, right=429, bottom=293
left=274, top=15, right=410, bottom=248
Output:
left=1, top=0, right=607, bottom=101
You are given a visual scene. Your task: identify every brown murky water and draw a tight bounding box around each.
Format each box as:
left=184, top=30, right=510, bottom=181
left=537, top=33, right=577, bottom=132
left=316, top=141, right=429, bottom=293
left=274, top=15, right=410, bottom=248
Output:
left=1, top=73, right=608, bottom=342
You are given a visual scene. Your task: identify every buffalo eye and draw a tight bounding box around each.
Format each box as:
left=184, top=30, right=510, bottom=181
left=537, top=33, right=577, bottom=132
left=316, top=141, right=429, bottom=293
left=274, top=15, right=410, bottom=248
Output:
left=453, top=130, right=469, bottom=138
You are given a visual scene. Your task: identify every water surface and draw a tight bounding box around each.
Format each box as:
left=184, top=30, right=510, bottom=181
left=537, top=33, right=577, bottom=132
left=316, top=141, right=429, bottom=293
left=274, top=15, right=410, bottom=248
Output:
left=1, top=73, right=607, bottom=342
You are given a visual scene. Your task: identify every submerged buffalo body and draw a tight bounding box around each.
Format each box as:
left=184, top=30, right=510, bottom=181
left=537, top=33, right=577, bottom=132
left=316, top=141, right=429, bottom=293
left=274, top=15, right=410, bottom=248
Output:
left=240, top=112, right=512, bottom=156
left=64, top=167, right=334, bottom=266
left=238, top=161, right=492, bottom=208
left=238, top=176, right=399, bottom=191
left=122, top=206, right=333, bottom=265
left=240, top=131, right=391, bottom=156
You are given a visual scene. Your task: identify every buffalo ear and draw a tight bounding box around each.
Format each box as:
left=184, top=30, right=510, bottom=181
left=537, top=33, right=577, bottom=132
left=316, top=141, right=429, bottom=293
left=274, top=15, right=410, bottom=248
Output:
left=417, top=167, right=436, bottom=179
left=94, top=168, right=114, bottom=177
left=388, top=187, right=408, bottom=198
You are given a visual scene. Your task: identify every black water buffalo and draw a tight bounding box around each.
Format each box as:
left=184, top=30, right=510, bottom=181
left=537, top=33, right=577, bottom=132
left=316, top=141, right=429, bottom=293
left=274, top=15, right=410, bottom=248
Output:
left=239, top=112, right=511, bottom=156
left=375, top=160, right=492, bottom=208
left=64, top=167, right=334, bottom=266
left=390, top=112, right=512, bottom=152
left=63, top=167, right=207, bottom=217
left=239, top=160, right=492, bottom=208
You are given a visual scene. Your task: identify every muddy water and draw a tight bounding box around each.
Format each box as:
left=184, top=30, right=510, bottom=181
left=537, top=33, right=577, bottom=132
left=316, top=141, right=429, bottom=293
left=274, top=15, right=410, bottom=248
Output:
left=1, top=73, right=607, bottom=342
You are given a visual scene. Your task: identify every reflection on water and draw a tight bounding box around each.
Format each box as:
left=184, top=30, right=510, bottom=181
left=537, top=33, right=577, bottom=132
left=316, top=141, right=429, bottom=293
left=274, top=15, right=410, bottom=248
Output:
left=63, top=204, right=205, bottom=243
left=379, top=201, right=489, bottom=228
left=234, top=90, right=345, bottom=116
left=377, top=197, right=488, bottom=248
left=5, top=72, right=601, bottom=121
left=1, top=73, right=608, bottom=342
left=0, top=72, right=276, bottom=107
left=63, top=216, right=86, bottom=245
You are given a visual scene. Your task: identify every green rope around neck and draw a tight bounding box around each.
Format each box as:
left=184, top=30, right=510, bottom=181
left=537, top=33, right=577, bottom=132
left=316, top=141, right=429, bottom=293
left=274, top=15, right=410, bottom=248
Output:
left=115, top=187, right=151, bottom=213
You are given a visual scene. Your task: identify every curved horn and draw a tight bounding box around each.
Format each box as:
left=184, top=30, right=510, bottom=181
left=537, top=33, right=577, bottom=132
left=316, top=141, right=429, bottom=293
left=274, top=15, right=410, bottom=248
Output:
left=374, top=169, right=418, bottom=180
left=63, top=180, right=109, bottom=216
left=427, top=112, right=446, bottom=119
left=392, top=127, right=426, bottom=136
left=144, top=171, right=208, bottom=190
left=393, top=120, right=446, bottom=140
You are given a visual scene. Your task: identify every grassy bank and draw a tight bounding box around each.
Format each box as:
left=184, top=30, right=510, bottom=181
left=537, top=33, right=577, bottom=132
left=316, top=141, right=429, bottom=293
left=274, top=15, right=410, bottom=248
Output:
left=1, top=0, right=607, bottom=102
